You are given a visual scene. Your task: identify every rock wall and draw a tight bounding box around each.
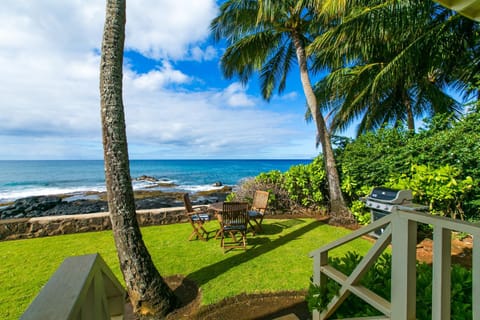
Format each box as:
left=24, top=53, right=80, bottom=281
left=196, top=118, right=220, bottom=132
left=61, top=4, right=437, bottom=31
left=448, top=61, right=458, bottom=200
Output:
left=0, top=207, right=190, bottom=241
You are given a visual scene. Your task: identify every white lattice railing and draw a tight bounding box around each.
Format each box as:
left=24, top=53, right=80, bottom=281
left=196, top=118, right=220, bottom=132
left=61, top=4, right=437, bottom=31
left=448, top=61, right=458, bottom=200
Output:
left=310, top=209, right=480, bottom=320
left=21, top=254, right=125, bottom=320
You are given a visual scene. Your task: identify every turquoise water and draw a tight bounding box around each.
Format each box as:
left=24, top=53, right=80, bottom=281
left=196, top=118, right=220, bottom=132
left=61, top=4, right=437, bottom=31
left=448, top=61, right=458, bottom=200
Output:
left=0, top=160, right=310, bottom=203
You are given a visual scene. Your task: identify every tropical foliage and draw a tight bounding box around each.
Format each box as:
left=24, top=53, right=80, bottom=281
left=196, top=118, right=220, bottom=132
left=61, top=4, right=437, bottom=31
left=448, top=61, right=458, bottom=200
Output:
left=229, top=157, right=328, bottom=213
left=211, top=0, right=351, bottom=222
left=308, top=0, right=479, bottom=135
left=230, top=109, right=479, bottom=223
left=387, top=164, right=474, bottom=220
left=337, top=111, right=480, bottom=222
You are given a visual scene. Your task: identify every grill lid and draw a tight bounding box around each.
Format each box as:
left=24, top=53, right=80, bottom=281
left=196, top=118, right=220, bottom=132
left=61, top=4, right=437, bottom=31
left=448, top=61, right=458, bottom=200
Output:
left=367, top=187, right=413, bottom=204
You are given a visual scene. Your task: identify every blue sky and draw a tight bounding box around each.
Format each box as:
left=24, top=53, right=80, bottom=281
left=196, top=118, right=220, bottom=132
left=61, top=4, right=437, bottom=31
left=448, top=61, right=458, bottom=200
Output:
left=0, top=0, right=354, bottom=160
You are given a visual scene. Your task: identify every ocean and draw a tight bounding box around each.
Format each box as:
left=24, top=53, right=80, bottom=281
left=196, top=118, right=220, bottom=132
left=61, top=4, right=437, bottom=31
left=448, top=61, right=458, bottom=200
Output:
left=0, top=159, right=311, bottom=204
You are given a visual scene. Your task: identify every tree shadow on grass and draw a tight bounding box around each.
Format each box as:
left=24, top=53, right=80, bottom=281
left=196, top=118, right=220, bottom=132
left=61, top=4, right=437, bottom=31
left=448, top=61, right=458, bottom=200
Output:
left=187, top=218, right=325, bottom=287
left=252, top=223, right=283, bottom=236
left=259, top=219, right=305, bottom=235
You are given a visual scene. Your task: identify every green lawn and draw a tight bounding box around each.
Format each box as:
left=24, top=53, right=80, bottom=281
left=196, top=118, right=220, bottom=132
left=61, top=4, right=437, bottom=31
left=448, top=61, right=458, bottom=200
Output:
left=0, top=218, right=372, bottom=319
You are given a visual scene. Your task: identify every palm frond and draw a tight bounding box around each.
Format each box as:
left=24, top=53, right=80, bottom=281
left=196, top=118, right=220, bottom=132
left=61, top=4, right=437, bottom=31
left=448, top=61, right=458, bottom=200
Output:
left=260, top=34, right=292, bottom=100
left=221, top=31, right=279, bottom=82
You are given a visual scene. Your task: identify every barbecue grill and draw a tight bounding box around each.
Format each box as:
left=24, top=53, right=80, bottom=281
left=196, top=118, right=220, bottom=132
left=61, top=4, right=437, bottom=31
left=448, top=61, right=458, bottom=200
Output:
left=364, top=187, right=428, bottom=237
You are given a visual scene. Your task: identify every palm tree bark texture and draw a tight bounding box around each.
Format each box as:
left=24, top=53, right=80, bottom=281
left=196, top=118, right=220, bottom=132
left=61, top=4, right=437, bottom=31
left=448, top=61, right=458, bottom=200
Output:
left=291, top=31, right=351, bottom=224
left=99, top=0, right=177, bottom=317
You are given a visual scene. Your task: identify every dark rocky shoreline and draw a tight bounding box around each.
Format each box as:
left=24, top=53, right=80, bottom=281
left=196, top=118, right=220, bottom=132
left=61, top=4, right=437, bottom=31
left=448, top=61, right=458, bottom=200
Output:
left=0, top=187, right=232, bottom=220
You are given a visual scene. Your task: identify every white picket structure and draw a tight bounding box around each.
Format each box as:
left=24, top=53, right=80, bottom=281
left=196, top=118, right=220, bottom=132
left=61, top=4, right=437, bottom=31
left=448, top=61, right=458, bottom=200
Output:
left=310, top=209, right=479, bottom=320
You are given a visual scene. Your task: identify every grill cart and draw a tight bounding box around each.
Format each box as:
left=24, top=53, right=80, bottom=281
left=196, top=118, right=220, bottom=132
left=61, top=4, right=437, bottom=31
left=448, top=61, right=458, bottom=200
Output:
left=364, top=187, right=428, bottom=237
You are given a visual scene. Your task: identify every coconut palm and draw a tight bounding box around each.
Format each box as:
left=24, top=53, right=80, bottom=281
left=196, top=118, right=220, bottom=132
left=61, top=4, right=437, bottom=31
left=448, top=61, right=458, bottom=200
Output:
left=99, top=0, right=177, bottom=317
left=211, top=0, right=353, bottom=223
left=307, top=0, right=478, bottom=135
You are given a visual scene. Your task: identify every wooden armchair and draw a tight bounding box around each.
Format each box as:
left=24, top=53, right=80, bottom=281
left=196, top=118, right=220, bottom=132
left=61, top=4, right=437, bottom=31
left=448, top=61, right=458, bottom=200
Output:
left=220, top=202, right=249, bottom=252
left=248, top=190, right=269, bottom=235
left=183, top=193, right=211, bottom=241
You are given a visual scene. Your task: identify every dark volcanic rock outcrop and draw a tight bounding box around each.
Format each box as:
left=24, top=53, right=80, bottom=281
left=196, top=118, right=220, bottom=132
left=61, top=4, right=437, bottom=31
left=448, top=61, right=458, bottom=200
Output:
left=0, top=197, right=108, bottom=220
left=0, top=188, right=231, bottom=220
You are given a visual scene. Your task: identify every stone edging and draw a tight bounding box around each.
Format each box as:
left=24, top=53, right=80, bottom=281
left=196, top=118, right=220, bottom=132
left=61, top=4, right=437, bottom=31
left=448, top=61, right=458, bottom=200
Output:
left=0, top=206, right=194, bottom=241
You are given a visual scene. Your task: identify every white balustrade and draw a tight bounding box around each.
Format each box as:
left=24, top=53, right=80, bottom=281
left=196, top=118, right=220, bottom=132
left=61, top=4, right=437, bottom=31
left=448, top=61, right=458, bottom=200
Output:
left=310, top=209, right=479, bottom=320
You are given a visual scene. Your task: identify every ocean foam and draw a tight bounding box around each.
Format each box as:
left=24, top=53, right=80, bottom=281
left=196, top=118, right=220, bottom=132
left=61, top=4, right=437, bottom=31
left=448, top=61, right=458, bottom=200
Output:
left=0, top=186, right=106, bottom=203
left=180, top=184, right=228, bottom=192
left=0, top=182, right=227, bottom=204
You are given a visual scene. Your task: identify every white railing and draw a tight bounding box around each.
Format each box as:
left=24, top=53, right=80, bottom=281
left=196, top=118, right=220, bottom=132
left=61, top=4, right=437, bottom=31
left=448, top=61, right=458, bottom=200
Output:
left=310, top=209, right=480, bottom=320
left=21, top=254, right=125, bottom=320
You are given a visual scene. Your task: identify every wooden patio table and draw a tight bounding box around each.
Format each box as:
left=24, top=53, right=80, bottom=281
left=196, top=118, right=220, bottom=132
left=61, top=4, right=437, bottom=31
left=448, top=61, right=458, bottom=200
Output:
left=208, top=202, right=251, bottom=238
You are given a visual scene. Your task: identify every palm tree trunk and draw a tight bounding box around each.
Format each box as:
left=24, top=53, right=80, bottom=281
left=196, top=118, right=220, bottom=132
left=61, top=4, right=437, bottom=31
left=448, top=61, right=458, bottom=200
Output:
left=99, top=0, right=177, bottom=317
left=291, top=32, right=353, bottom=224
left=402, top=88, right=415, bottom=131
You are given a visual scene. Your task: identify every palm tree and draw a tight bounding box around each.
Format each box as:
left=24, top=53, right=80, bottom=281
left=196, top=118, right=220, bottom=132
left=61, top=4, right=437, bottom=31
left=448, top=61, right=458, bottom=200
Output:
left=99, top=0, right=177, bottom=317
left=307, top=0, right=477, bottom=135
left=211, top=0, right=353, bottom=224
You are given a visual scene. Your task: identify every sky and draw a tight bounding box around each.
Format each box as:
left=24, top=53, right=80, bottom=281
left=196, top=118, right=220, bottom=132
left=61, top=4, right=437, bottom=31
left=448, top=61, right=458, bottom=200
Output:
left=0, top=0, right=349, bottom=160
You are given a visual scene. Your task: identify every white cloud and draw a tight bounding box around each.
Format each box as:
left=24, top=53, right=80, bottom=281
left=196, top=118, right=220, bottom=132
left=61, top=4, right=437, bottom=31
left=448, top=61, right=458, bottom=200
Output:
left=121, top=82, right=298, bottom=157
left=278, top=91, right=299, bottom=101
left=128, top=61, right=192, bottom=91
left=0, top=0, right=319, bottom=160
left=215, top=83, right=257, bottom=108
left=125, top=0, right=218, bottom=60
left=188, top=45, right=218, bottom=61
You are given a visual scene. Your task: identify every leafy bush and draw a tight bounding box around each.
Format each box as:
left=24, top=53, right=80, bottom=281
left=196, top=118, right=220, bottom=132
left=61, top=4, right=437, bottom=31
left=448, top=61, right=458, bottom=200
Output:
left=227, top=171, right=294, bottom=213
left=337, top=111, right=480, bottom=220
left=282, top=157, right=327, bottom=209
left=337, top=127, right=411, bottom=197
left=350, top=199, right=370, bottom=224
left=229, top=158, right=328, bottom=213
left=306, top=252, right=472, bottom=319
left=230, top=111, right=479, bottom=220
left=387, top=164, right=474, bottom=219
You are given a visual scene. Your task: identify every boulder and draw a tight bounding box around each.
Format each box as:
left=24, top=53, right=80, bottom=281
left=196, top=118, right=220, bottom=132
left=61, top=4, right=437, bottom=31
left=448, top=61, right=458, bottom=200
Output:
left=134, top=175, right=158, bottom=182
left=0, top=196, right=62, bottom=219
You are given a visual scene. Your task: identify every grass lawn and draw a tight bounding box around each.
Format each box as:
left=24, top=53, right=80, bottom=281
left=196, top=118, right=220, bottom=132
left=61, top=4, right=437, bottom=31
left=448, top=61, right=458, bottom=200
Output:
left=0, top=218, right=373, bottom=319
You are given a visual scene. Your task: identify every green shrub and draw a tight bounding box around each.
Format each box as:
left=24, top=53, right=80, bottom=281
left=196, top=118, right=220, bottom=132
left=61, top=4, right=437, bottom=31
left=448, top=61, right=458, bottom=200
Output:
left=337, top=127, right=411, bottom=197
left=337, top=111, right=480, bottom=220
left=230, top=158, right=328, bottom=213
left=282, top=157, right=327, bottom=209
left=387, top=164, right=474, bottom=220
left=350, top=199, right=370, bottom=225
left=227, top=171, right=293, bottom=213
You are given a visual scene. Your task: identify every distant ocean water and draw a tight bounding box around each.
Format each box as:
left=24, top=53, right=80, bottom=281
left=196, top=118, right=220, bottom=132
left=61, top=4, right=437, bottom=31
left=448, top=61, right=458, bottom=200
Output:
left=0, top=160, right=311, bottom=203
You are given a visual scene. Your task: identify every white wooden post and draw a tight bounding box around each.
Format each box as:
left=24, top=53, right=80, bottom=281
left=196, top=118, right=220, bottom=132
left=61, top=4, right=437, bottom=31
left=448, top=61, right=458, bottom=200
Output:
left=432, top=225, right=451, bottom=319
left=474, top=234, right=480, bottom=320
left=391, top=212, right=417, bottom=320
left=312, top=251, right=328, bottom=320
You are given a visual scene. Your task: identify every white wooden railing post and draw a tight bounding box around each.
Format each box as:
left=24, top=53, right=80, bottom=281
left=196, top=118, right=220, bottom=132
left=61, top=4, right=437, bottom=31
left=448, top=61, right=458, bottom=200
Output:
left=474, top=235, right=480, bottom=320
left=390, top=212, right=417, bottom=320
left=312, top=252, right=328, bottom=320
left=310, top=210, right=478, bottom=319
left=432, top=225, right=451, bottom=319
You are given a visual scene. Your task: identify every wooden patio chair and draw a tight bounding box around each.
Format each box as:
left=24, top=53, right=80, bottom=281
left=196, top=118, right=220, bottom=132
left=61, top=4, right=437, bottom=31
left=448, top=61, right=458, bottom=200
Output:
left=248, top=190, right=269, bottom=235
left=183, top=193, right=211, bottom=241
left=220, top=202, right=249, bottom=252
